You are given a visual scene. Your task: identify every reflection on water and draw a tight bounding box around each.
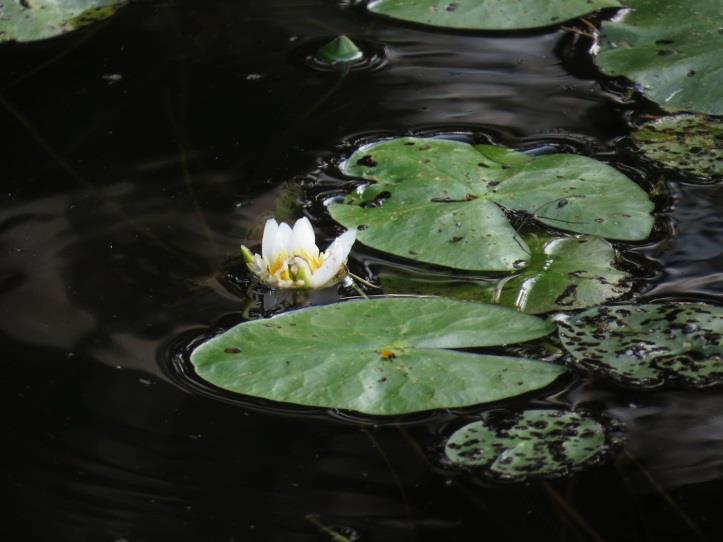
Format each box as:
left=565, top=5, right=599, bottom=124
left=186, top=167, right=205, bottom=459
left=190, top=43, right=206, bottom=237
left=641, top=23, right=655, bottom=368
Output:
left=640, top=183, right=723, bottom=302
left=2, top=0, right=723, bottom=540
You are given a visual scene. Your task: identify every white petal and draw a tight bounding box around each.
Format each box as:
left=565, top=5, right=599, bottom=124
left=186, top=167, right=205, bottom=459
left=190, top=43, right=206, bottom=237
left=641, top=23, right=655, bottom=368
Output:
left=310, top=230, right=356, bottom=288
left=326, top=230, right=356, bottom=262
left=261, top=219, right=278, bottom=262
left=290, top=217, right=319, bottom=259
left=275, top=222, right=293, bottom=257
left=250, top=254, right=265, bottom=274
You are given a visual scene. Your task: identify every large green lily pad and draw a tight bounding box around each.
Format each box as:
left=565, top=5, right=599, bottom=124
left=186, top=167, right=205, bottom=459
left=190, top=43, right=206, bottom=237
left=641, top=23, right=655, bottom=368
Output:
left=558, top=303, right=723, bottom=387
left=632, top=115, right=723, bottom=180
left=329, top=138, right=654, bottom=271
left=444, top=410, right=605, bottom=478
left=368, top=0, right=621, bottom=31
left=190, top=298, right=564, bottom=415
left=381, top=235, right=631, bottom=314
left=0, top=0, right=125, bottom=43
left=596, top=0, right=723, bottom=115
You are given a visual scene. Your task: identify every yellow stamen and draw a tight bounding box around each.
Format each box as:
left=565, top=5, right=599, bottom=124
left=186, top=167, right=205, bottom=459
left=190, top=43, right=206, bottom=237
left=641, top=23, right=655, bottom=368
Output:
left=269, top=256, right=286, bottom=275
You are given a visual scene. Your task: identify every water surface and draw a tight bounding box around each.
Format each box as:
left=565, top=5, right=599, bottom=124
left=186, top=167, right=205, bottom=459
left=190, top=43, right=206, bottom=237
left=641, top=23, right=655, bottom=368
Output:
left=2, top=1, right=722, bottom=540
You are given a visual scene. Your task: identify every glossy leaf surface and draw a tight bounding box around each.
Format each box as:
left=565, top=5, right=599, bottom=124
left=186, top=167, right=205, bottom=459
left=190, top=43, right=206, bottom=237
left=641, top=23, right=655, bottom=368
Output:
left=0, top=0, right=125, bottom=43
left=330, top=138, right=653, bottom=271
left=368, top=0, right=620, bottom=31
left=596, top=0, right=723, bottom=115
left=191, top=298, right=563, bottom=415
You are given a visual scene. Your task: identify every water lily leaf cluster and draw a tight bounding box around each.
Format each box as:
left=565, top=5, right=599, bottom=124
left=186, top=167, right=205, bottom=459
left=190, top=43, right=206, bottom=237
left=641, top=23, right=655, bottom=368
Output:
left=368, top=0, right=621, bottom=31
left=381, top=235, right=631, bottom=314
left=558, top=303, right=723, bottom=387
left=190, top=298, right=564, bottom=415
left=329, top=137, right=653, bottom=272
left=632, top=115, right=723, bottom=181
left=444, top=410, right=605, bottom=478
left=596, top=0, right=723, bottom=115
left=0, top=0, right=126, bottom=43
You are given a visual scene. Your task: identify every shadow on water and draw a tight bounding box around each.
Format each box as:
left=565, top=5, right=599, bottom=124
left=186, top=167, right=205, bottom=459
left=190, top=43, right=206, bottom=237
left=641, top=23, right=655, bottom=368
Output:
left=1, top=0, right=723, bottom=540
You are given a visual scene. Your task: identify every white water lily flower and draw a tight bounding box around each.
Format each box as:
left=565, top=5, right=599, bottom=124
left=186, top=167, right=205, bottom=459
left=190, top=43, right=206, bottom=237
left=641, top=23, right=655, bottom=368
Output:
left=241, top=217, right=356, bottom=289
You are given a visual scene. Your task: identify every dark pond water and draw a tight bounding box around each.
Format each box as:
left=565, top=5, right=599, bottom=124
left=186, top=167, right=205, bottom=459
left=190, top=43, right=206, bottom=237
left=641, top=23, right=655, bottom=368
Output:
left=2, top=1, right=722, bottom=540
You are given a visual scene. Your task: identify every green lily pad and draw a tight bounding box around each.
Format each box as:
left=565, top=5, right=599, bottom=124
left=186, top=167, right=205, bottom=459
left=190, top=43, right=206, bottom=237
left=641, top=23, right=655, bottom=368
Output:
left=631, top=115, right=723, bottom=180
left=444, top=410, right=605, bottom=478
left=190, top=298, right=564, bottom=416
left=596, top=0, right=723, bottom=115
left=558, top=303, right=723, bottom=387
left=489, top=235, right=630, bottom=313
left=0, top=0, right=125, bottom=43
left=381, top=235, right=630, bottom=314
left=329, top=137, right=654, bottom=272
left=368, top=0, right=621, bottom=31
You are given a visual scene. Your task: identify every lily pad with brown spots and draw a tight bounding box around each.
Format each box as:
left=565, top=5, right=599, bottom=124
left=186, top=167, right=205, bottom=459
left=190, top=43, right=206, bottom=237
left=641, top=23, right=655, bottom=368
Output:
left=445, top=409, right=606, bottom=479
left=632, top=115, right=723, bottom=181
left=596, top=0, right=723, bottom=115
left=329, top=137, right=654, bottom=272
left=0, top=0, right=125, bottom=43
left=558, top=303, right=723, bottom=387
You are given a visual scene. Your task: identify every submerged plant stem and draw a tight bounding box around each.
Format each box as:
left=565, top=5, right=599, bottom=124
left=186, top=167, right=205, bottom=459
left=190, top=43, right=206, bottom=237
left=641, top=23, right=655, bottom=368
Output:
left=304, top=514, right=353, bottom=542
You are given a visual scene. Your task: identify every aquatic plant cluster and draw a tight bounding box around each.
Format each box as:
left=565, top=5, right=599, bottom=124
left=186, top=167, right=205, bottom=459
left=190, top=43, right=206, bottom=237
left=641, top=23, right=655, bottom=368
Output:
left=187, top=0, right=723, bottom=478
left=4, top=0, right=720, bottom=481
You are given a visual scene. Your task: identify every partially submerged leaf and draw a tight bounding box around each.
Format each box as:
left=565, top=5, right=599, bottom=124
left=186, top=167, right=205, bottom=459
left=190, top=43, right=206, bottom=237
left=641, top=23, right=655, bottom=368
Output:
left=0, top=0, right=125, bottom=43
left=445, top=410, right=605, bottom=478
left=490, top=235, right=630, bottom=313
left=329, top=137, right=654, bottom=271
left=315, top=35, right=364, bottom=64
left=558, top=303, right=723, bottom=387
left=632, top=115, right=723, bottom=180
left=381, top=235, right=631, bottom=314
left=596, top=0, right=723, bottom=115
left=190, top=298, right=564, bottom=415
left=368, top=0, right=621, bottom=31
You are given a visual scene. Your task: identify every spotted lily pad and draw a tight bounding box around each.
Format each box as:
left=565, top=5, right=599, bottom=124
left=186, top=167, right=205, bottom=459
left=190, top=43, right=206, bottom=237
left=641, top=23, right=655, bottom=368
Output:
left=381, top=235, right=631, bottom=314
left=632, top=115, right=723, bottom=180
left=444, top=410, right=605, bottom=479
left=0, top=0, right=125, bottom=43
left=368, top=0, right=621, bottom=31
left=596, top=0, right=723, bottom=115
left=190, top=298, right=564, bottom=416
left=558, top=303, right=723, bottom=387
left=329, top=138, right=654, bottom=272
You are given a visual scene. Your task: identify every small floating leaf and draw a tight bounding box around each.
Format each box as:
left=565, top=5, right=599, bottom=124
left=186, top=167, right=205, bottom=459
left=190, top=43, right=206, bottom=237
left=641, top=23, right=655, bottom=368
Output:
left=190, top=298, right=564, bottom=416
left=368, top=0, right=621, bottom=31
left=381, top=235, right=631, bottom=314
left=329, top=137, right=654, bottom=272
left=489, top=235, right=630, bottom=313
left=632, top=115, right=723, bottom=181
left=558, top=303, right=723, bottom=387
left=596, top=0, right=723, bottom=115
left=0, top=0, right=126, bottom=43
left=445, top=410, right=605, bottom=479
left=315, top=35, right=364, bottom=64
